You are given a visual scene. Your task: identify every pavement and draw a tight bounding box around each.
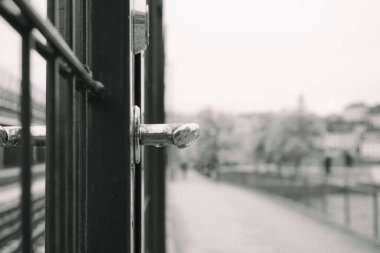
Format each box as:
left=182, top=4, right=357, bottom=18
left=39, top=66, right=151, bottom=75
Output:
left=0, top=164, right=46, bottom=205
left=0, top=178, right=45, bottom=204
left=167, top=170, right=380, bottom=253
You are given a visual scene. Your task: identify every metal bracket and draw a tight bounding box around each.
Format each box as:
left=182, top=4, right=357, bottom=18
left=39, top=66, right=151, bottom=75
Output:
left=134, top=105, right=142, bottom=164
left=133, top=0, right=149, bottom=54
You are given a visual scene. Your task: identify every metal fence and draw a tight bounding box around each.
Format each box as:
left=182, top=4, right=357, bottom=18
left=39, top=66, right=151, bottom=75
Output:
left=0, top=165, right=45, bottom=252
left=218, top=167, right=380, bottom=245
left=0, top=69, right=45, bottom=124
left=0, top=1, right=104, bottom=253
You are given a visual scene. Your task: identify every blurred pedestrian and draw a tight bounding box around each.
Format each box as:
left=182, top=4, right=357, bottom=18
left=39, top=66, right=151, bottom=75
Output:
left=342, top=151, right=353, bottom=185
left=323, top=156, right=332, bottom=176
left=343, top=151, right=353, bottom=167
left=180, top=162, right=188, bottom=180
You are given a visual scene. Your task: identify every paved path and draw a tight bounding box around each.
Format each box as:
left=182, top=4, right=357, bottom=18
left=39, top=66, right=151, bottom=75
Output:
left=167, top=171, right=380, bottom=253
left=0, top=164, right=45, bottom=204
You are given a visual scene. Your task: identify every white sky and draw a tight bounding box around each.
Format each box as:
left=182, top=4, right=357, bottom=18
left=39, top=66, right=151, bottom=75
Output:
left=165, top=0, right=380, bottom=115
left=1, top=1, right=380, bottom=115
left=0, top=0, right=46, bottom=91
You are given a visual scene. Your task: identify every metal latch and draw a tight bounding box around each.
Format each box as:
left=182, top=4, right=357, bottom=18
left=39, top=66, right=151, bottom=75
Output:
left=133, top=0, right=149, bottom=54
left=134, top=106, right=200, bottom=163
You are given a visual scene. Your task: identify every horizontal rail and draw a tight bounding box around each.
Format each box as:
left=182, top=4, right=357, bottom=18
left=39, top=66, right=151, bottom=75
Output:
left=0, top=0, right=104, bottom=94
left=219, top=169, right=380, bottom=242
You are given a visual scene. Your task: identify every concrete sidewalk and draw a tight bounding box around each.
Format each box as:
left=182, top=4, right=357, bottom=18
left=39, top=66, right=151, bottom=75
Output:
left=167, top=171, right=380, bottom=253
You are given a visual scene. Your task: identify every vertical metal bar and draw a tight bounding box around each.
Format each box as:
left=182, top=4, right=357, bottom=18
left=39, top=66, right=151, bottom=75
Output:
left=61, top=0, right=75, bottom=251
left=20, top=29, right=32, bottom=253
left=82, top=90, right=89, bottom=253
left=344, top=187, right=350, bottom=228
left=144, top=0, right=166, bottom=252
left=46, top=56, right=60, bottom=253
left=140, top=53, right=145, bottom=253
left=46, top=1, right=60, bottom=253
left=64, top=75, right=74, bottom=253
left=374, top=190, right=379, bottom=239
left=71, top=0, right=80, bottom=251
left=87, top=0, right=133, bottom=252
left=75, top=89, right=88, bottom=253
left=322, top=178, right=328, bottom=216
left=134, top=53, right=144, bottom=253
left=82, top=2, right=89, bottom=252
left=71, top=0, right=89, bottom=251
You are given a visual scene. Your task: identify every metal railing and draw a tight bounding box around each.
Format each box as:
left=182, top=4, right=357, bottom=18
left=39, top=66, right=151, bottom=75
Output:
left=0, top=165, right=45, bottom=252
left=218, top=166, right=380, bottom=245
left=0, top=0, right=105, bottom=252
left=0, top=69, right=46, bottom=123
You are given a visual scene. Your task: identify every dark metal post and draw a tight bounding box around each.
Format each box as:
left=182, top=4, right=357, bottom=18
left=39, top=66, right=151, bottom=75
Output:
left=144, top=0, right=166, bottom=252
left=87, top=0, right=134, bottom=252
left=322, top=177, right=328, bottom=216
left=344, top=187, right=351, bottom=228
left=20, top=29, right=32, bottom=253
left=46, top=56, right=61, bottom=253
left=373, top=190, right=379, bottom=239
left=72, top=1, right=90, bottom=252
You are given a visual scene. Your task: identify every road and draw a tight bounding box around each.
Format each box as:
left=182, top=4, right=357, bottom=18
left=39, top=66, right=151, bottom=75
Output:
left=167, top=170, right=380, bottom=253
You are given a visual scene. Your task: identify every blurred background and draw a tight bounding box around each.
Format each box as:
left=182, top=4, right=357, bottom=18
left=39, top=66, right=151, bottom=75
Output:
left=1, top=0, right=380, bottom=252
left=0, top=1, right=46, bottom=251
left=165, top=0, right=380, bottom=252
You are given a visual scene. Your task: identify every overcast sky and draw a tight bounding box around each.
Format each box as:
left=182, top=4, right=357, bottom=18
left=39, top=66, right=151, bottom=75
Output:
left=0, top=0, right=46, bottom=91
left=165, top=0, right=380, bottom=115
left=1, top=1, right=380, bottom=115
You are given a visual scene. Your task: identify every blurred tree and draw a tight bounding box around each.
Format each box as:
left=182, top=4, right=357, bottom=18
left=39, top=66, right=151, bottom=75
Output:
left=252, top=113, right=323, bottom=175
left=190, top=109, right=235, bottom=174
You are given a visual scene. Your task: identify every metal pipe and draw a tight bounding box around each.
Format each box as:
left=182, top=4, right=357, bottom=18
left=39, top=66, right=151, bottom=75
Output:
left=0, top=3, right=72, bottom=77
left=373, top=190, right=379, bottom=239
left=0, top=125, right=46, bottom=147
left=0, top=0, right=28, bottom=32
left=21, top=30, right=32, bottom=253
left=344, top=186, right=351, bottom=228
left=7, top=0, right=104, bottom=93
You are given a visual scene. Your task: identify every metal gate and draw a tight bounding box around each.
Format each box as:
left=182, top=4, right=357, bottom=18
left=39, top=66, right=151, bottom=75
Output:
left=0, top=0, right=198, bottom=252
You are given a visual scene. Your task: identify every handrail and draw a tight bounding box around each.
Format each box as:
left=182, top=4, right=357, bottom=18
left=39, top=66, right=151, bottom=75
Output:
left=0, top=0, right=105, bottom=94
left=219, top=169, right=380, bottom=242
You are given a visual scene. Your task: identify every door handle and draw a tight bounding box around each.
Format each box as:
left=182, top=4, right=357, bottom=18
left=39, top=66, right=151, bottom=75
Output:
left=0, top=107, right=200, bottom=164
left=0, top=125, right=46, bottom=147
left=0, top=121, right=200, bottom=150
left=139, top=123, right=199, bottom=148
left=133, top=106, right=199, bottom=163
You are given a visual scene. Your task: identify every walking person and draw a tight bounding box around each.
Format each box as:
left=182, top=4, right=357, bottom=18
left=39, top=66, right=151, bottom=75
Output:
left=323, top=156, right=332, bottom=177
left=180, top=162, right=188, bottom=180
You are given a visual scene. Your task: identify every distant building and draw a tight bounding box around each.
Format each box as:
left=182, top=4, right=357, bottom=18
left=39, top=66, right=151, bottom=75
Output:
left=360, top=130, right=380, bottom=161
left=325, top=116, right=353, bottom=132
left=368, top=105, right=380, bottom=128
left=322, top=103, right=380, bottom=162
left=323, top=131, right=361, bottom=157
left=342, top=103, right=368, bottom=122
